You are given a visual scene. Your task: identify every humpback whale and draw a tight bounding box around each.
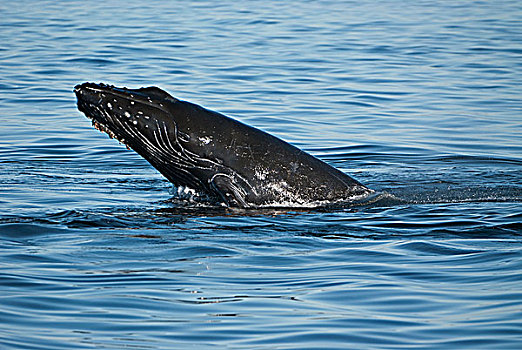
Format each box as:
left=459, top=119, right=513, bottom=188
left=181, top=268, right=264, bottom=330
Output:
left=74, top=83, right=372, bottom=208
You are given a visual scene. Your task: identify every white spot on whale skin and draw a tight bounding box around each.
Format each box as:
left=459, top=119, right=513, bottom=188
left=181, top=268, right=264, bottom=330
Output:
left=124, top=111, right=131, bottom=118
left=199, top=136, right=212, bottom=145
left=107, top=102, right=112, bottom=109
left=132, top=120, right=138, bottom=125
left=130, top=101, right=135, bottom=105
left=255, top=168, right=269, bottom=181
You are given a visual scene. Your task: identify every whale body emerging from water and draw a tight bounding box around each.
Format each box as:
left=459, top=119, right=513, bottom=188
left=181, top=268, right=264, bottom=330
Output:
left=74, top=82, right=372, bottom=208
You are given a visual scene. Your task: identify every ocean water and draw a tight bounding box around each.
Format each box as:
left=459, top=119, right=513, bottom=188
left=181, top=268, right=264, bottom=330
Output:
left=1, top=0, right=521, bottom=349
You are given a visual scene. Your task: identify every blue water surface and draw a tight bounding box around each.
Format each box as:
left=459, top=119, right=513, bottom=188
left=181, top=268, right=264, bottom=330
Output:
left=1, top=0, right=521, bottom=349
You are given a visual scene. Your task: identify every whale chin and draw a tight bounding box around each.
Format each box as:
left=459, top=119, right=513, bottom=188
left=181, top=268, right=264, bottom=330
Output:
left=75, top=82, right=372, bottom=208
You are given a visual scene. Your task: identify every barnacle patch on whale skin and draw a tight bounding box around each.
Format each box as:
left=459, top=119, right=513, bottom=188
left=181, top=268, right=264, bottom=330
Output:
left=89, top=116, right=129, bottom=149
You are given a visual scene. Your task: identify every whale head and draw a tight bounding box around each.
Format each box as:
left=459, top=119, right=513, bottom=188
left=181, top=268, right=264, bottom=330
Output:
left=74, top=82, right=253, bottom=206
left=75, top=82, right=177, bottom=143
